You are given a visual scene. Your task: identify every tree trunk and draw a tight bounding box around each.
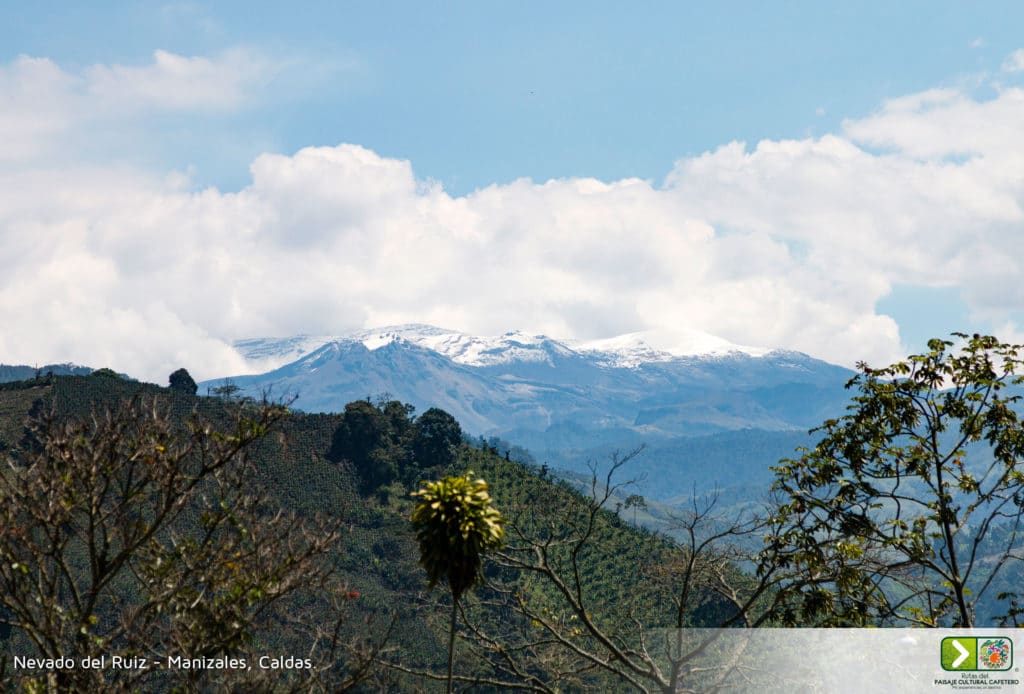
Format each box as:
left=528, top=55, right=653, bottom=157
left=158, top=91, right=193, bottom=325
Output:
left=447, top=595, right=459, bottom=693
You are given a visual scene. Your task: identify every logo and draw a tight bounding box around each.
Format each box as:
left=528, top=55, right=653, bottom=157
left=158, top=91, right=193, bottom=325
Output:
left=941, top=636, right=1013, bottom=671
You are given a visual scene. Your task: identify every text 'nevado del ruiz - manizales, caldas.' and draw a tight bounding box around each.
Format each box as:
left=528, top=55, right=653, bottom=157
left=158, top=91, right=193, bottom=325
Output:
left=13, top=654, right=314, bottom=671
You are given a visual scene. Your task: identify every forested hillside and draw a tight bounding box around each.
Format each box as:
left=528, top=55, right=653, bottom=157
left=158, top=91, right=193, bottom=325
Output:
left=4, top=336, right=1023, bottom=692
left=0, top=373, right=768, bottom=691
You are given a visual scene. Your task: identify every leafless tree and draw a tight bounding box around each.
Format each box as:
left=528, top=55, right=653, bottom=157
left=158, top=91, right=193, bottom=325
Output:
left=0, top=396, right=385, bottom=692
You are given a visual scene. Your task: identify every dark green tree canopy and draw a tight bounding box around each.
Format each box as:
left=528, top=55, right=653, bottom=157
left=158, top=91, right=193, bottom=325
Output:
left=327, top=401, right=461, bottom=493
left=382, top=399, right=415, bottom=439
left=168, top=367, right=198, bottom=395
left=413, top=407, right=462, bottom=471
left=328, top=400, right=399, bottom=492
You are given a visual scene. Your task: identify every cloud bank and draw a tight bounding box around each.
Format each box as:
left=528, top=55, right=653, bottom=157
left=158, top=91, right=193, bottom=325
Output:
left=0, top=49, right=274, bottom=166
left=2, top=50, right=1024, bottom=381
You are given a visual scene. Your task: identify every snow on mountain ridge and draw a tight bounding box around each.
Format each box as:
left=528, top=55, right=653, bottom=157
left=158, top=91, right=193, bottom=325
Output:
left=573, top=327, right=767, bottom=367
left=233, top=324, right=772, bottom=371
left=353, top=326, right=573, bottom=367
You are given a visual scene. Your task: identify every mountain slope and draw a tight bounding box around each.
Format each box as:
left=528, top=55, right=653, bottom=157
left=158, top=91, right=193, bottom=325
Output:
left=210, top=325, right=853, bottom=442
left=202, top=325, right=855, bottom=506
left=0, top=373, right=713, bottom=690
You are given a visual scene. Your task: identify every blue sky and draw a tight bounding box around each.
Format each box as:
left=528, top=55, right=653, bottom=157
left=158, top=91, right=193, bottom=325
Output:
left=3, top=2, right=1024, bottom=379
left=6, top=2, right=1016, bottom=193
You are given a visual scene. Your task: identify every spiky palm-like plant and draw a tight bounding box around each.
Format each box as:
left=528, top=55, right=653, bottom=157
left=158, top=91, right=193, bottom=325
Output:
left=411, top=472, right=504, bottom=692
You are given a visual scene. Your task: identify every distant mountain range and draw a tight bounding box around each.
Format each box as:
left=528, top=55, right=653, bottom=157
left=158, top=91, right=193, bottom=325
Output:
left=201, top=325, right=857, bottom=502
left=0, top=363, right=94, bottom=383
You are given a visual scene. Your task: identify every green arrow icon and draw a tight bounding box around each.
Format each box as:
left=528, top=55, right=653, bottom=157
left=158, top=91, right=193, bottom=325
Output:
left=951, top=640, right=970, bottom=668
left=941, top=637, right=977, bottom=670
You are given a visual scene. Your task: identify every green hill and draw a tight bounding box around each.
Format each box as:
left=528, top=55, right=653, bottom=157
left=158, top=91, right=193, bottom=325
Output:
left=0, top=373, right=757, bottom=691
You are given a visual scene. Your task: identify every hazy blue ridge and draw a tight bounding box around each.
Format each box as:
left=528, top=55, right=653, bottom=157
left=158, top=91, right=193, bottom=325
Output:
left=0, top=363, right=95, bottom=383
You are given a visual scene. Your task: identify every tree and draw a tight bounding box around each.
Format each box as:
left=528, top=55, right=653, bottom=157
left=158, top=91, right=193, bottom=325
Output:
left=0, top=396, right=379, bottom=691
left=412, top=407, right=462, bottom=471
left=168, top=367, right=198, bottom=395
left=410, top=472, right=504, bottom=693
left=624, top=493, right=647, bottom=525
left=328, top=400, right=397, bottom=493
left=764, top=334, right=1024, bottom=627
left=381, top=399, right=415, bottom=441
left=209, top=379, right=242, bottom=401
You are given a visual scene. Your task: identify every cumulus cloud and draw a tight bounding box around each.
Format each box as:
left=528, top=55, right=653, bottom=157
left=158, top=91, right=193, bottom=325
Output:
left=843, top=86, right=1024, bottom=162
left=0, top=49, right=277, bottom=163
left=5, top=52, right=1024, bottom=380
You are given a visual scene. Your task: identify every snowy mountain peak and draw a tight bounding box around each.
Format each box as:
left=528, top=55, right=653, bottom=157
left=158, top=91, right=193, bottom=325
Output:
left=574, top=327, right=767, bottom=367
left=336, top=325, right=573, bottom=367
left=233, top=324, right=771, bottom=372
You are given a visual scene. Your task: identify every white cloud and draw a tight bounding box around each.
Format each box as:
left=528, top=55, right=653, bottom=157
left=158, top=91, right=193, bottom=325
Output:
left=86, top=48, right=272, bottom=111
left=0, top=56, right=79, bottom=161
left=0, top=49, right=279, bottom=164
left=0, top=140, right=904, bottom=380
left=843, top=86, right=1024, bottom=163
left=6, top=54, right=1024, bottom=380
left=1002, top=48, right=1024, bottom=72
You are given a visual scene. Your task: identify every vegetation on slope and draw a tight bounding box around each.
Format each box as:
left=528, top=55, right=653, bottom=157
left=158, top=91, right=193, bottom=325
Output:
left=6, top=333, right=1019, bottom=691
left=0, top=373, right=748, bottom=691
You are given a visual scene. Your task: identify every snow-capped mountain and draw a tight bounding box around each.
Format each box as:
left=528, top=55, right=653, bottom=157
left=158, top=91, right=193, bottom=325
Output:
left=204, top=325, right=855, bottom=503
left=211, top=324, right=851, bottom=438
left=234, top=324, right=773, bottom=373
